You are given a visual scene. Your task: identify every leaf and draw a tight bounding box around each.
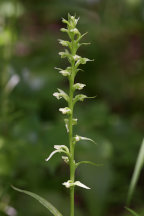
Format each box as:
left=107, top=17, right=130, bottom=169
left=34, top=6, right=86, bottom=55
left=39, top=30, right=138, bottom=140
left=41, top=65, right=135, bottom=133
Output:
left=76, top=161, right=103, bottom=168
left=127, top=139, right=144, bottom=205
left=125, top=207, right=140, bottom=216
left=12, top=186, right=63, bottom=216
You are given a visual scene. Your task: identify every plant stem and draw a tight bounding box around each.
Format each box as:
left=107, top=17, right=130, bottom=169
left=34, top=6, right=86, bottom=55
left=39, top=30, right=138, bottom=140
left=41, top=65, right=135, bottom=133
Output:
left=69, top=39, right=76, bottom=216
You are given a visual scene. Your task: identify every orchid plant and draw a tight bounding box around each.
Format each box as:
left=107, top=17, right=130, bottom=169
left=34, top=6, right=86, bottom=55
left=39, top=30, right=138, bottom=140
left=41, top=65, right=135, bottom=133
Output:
left=13, top=14, right=99, bottom=216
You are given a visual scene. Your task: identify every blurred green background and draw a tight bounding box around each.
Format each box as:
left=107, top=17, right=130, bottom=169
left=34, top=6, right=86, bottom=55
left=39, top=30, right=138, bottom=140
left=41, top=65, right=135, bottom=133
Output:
left=0, top=0, right=144, bottom=216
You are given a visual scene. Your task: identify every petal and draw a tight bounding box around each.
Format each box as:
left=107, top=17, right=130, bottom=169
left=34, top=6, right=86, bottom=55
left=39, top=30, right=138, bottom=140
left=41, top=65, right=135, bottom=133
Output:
left=45, top=150, right=60, bottom=161
left=75, top=181, right=90, bottom=189
left=74, top=135, right=96, bottom=144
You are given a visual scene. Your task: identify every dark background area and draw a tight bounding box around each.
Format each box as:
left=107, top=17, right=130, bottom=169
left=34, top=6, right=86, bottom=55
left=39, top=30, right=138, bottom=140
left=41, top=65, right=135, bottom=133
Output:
left=0, top=0, right=144, bottom=215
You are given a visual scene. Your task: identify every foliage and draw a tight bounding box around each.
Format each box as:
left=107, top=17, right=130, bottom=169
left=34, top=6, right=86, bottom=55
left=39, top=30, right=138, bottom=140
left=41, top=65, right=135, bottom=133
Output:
left=0, top=0, right=144, bottom=216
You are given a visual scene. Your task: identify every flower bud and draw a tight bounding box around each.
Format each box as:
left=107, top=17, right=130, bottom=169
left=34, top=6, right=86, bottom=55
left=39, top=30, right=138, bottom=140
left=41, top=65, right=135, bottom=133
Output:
left=58, top=50, right=69, bottom=58
left=70, top=28, right=80, bottom=35
left=62, top=18, right=68, bottom=24
left=60, top=28, right=68, bottom=33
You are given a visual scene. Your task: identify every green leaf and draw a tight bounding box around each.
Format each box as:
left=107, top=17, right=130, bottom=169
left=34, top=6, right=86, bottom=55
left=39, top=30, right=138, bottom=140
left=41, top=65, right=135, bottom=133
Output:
left=127, top=139, right=144, bottom=205
left=125, top=207, right=140, bottom=216
left=12, top=186, right=63, bottom=216
left=76, top=161, right=103, bottom=168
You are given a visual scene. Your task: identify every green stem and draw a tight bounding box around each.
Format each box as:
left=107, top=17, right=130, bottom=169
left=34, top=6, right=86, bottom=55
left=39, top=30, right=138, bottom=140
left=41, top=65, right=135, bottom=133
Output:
left=69, top=38, right=76, bottom=216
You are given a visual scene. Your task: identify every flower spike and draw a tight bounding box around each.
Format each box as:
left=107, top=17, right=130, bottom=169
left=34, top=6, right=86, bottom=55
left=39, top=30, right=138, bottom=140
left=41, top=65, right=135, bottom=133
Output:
left=53, top=14, right=96, bottom=213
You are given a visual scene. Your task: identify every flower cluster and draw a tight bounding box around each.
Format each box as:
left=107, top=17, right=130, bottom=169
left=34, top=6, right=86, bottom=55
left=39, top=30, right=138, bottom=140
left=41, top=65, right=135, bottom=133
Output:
left=46, top=14, right=97, bottom=192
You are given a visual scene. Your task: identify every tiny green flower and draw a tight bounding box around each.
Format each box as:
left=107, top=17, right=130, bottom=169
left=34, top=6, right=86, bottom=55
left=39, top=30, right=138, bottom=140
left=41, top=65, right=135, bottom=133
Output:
left=58, top=50, right=70, bottom=58
left=60, top=28, right=68, bottom=33
left=73, top=83, right=86, bottom=90
left=59, top=107, right=71, bottom=115
left=70, top=28, right=80, bottom=35
left=53, top=89, right=69, bottom=101
left=58, top=39, right=69, bottom=47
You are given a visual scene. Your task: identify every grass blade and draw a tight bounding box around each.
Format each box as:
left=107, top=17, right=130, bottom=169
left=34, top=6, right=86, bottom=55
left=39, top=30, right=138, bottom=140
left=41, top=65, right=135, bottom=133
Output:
left=125, top=207, right=140, bottom=216
left=127, top=139, right=144, bottom=205
left=12, top=186, right=63, bottom=216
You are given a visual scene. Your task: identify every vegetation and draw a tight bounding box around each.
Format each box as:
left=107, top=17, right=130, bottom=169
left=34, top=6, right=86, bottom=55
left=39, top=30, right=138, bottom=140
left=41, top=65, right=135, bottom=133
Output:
left=0, top=0, right=144, bottom=216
